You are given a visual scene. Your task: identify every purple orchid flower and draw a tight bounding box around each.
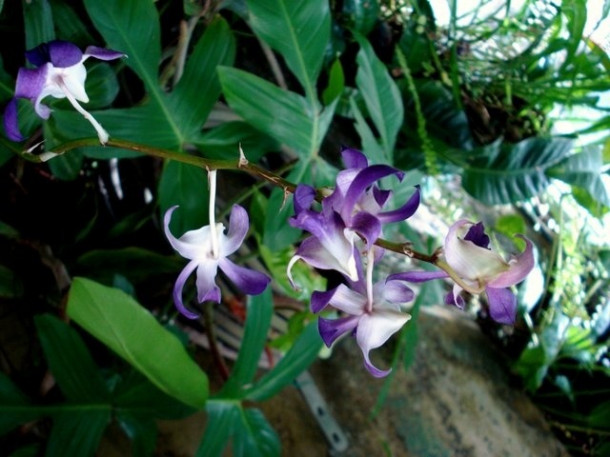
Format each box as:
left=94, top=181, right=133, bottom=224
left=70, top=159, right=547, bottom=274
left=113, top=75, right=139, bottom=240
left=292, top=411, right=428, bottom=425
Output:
left=311, top=260, right=414, bottom=377
left=3, top=40, right=125, bottom=144
left=164, top=170, right=270, bottom=318
left=389, top=220, right=534, bottom=324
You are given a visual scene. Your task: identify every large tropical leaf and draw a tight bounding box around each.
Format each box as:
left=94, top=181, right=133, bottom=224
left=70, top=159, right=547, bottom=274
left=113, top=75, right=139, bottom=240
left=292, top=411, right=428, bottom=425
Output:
left=67, top=277, right=209, bottom=409
left=246, top=0, right=330, bottom=98
left=461, top=137, right=573, bottom=204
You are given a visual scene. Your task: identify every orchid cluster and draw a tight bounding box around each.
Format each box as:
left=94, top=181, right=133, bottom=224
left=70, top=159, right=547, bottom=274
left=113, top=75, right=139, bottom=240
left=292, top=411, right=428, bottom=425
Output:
left=3, top=40, right=124, bottom=144
left=287, top=148, right=535, bottom=377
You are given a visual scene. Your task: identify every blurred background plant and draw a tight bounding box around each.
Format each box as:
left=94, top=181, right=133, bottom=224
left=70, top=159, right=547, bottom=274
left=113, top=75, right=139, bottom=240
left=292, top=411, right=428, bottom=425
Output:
left=0, top=0, right=609, bottom=456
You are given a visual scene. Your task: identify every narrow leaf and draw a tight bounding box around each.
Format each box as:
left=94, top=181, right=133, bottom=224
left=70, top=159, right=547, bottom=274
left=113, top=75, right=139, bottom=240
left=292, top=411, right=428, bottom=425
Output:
left=67, top=277, right=209, bottom=409
left=233, top=408, right=280, bottom=457
left=0, top=373, right=42, bottom=435
left=196, top=401, right=239, bottom=457
left=218, top=288, right=273, bottom=399
left=23, top=0, right=55, bottom=49
left=45, top=411, right=110, bottom=457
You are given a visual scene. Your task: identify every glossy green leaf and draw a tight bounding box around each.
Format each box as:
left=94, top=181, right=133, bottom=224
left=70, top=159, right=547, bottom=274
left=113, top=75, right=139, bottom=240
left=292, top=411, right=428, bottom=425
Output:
left=218, top=67, right=315, bottom=157
left=197, top=401, right=280, bottom=457
left=196, top=401, right=239, bottom=457
left=158, top=160, right=209, bottom=234
left=193, top=121, right=278, bottom=161
left=246, top=322, right=322, bottom=402
left=350, top=96, right=387, bottom=165
left=462, top=137, right=573, bottom=205
left=82, top=63, right=120, bottom=109
left=46, top=149, right=83, bottom=181
left=218, top=288, right=273, bottom=399
left=23, top=0, right=55, bottom=49
left=50, top=0, right=94, bottom=44
left=45, top=411, right=110, bottom=457
left=547, top=146, right=610, bottom=207
left=67, top=277, right=209, bottom=409
left=170, top=17, right=235, bottom=139
left=246, top=0, right=330, bottom=97
left=0, top=373, right=42, bottom=435
left=343, top=0, right=380, bottom=35
left=354, top=36, right=403, bottom=162
left=34, top=315, right=109, bottom=402
left=322, top=59, right=345, bottom=105
left=84, top=0, right=160, bottom=92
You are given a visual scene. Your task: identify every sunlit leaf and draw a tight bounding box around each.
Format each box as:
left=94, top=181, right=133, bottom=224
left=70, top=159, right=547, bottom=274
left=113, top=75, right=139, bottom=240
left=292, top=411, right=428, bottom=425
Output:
left=67, top=277, right=209, bottom=409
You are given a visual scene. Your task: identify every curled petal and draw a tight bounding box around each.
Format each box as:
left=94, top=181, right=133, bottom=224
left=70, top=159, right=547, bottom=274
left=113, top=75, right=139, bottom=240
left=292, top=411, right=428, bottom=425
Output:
left=318, top=315, right=359, bottom=347
left=3, top=98, right=24, bottom=142
left=219, top=258, right=270, bottom=295
left=446, top=283, right=465, bottom=308
left=342, top=165, right=403, bottom=220
left=84, top=46, right=125, bottom=61
left=341, top=147, right=368, bottom=169
left=15, top=66, right=47, bottom=101
left=445, top=220, right=508, bottom=282
left=486, top=287, right=517, bottom=324
left=488, top=236, right=535, bottom=288
left=163, top=205, right=215, bottom=259
left=388, top=270, right=449, bottom=283
left=378, top=185, right=420, bottom=223
left=356, top=311, right=411, bottom=378
left=223, top=204, right=249, bottom=256
left=172, top=260, right=201, bottom=319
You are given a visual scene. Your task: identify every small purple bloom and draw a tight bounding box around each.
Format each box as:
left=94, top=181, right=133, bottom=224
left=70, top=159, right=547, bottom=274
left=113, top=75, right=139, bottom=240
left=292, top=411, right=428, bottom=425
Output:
left=389, top=220, right=535, bottom=324
left=3, top=40, right=125, bottom=144
left=164, top=204, right=270, bottom=319
left=312, top=273, right=413, bottom=378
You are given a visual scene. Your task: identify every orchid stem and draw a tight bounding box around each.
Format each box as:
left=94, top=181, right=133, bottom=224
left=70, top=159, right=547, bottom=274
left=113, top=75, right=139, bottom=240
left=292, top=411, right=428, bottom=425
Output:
left=23, top=136, right=440, bottom=265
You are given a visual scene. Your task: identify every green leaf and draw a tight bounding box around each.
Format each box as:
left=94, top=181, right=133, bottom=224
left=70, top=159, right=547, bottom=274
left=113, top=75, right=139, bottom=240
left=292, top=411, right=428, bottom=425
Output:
left=589, top=401, right=610, bottom=428
left=547, top=146, right=610, bottom=207
left=218, top=67, right=316, bottom=158
left=45, top=411, right=110, bottom=457
left=23, top=0, right=55, bottom=49
left=67, top=277, right=209, bottom=409
left=82, top=63, right=120, bottom=109
left=50, top=0, right=94, bottom=44
left=0, top=264, right=23, bottom=298
left=343, top=0, right=380, bottom=35
left=561, top=0, right=587, bottom=66
left=158, top=160, right=209, bottom=234
left=116, top=413, right=157, bottom=457
left=0, top=373, right=42, bottom=435
left=462, top=137, right=574, bottom=205
left=34, top=315, right=109, bottom=402
left=197, top=402, right=280, bottom=457
left=246, top=322, right=322, bottom=401
left=193, top=121, right=278, bottom=161
left=171, top=17, right=235, bottom=139
left=218, top=288, right=273, bottom=399
left=354, top=36, right=403, bottom=162
left=350, top=96, right=387, bottom=165
left=322, top=59, right=345, bottom=105
left=246, top=0, right=330, bottom=97
left=45, top=149, right=83, bottom=181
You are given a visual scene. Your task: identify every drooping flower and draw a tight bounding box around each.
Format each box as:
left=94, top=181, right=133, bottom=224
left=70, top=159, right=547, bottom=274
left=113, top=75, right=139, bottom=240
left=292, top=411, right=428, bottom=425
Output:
left=164, top=170, right=270, bottom=318
left=3, top=40, right=125, bottom=144
left=311, top=251, right=414, bottom=377
left=389, top=220, right=534, bottom=324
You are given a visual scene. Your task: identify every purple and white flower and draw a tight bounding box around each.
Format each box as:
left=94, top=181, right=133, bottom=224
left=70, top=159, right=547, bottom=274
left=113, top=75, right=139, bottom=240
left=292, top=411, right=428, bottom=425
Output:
left=3, top=40, right=125, bottom=144
left=390, top=220, right=534, bottom=324
left=164, top=171, right=270, bottom=318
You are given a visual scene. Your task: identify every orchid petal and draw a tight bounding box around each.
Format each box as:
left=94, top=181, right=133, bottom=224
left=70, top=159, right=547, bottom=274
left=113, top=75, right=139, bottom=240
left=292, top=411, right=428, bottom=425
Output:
left=444, top=220, right=508, bottom=282
left=15, top=66, right=47, bottom=101
left=486, top=287, right=517, bottom=324
left=195, top=259, right=221, bottom=303
left=163, top=206, right=214, bottom=259
left=326, top=284, right=367, bottom=315
left=26, top=40, right=83, bottom=68
left=54, top=64, right=89, bottom=102
left=219, top=257, right=270, bottom=295
left=464, top=221, right=490, bottom=248
left=378, top=186, right=420, bottom=223
left=311, top=287, right=338, bottom=313
left=223, top=204, right=249, bottom=256
left=172, top=260, right=201, bottom=319
left=318, top=315, right=359, bottom=347
left=341, top=147, right=368, bottom=169
left=356, top=311, right=410, bottom=378
left=83, top=46, right=125, bottom=61
left=342, top=165, right=403, bottom=219
left=3, top=98, right=24, bottom=141
left=446, top=283, right=465, bottom=308
left=488, top=236, right=535, bottom=288
left=293, top=184, right=316, bottom=214
left=372, top=186, right=392, bottom=207
left=350, top=211, right=382, bottom=245
left=388, top=270, right=449, bottom=283
left=382, top=280, right=415, bottom=304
